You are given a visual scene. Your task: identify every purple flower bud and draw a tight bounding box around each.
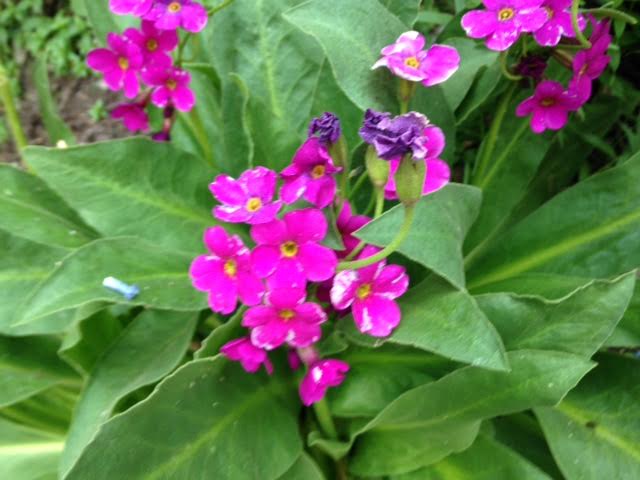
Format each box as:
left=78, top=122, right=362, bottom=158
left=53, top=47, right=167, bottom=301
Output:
left=308, top=112, right=342, bottom=144
left=514, top=55, right=548, bottom=82
left=359, top=109, right=430, bottom=160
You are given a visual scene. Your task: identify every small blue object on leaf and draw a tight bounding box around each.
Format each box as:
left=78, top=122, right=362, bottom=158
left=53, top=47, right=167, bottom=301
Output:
left=102, top=276, right=140, bottom=300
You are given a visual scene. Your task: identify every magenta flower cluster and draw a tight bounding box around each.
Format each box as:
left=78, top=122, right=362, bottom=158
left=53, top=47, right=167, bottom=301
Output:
left=88, top=1, right=209, bottom=140
left=189, top=114, right=417, bottom=405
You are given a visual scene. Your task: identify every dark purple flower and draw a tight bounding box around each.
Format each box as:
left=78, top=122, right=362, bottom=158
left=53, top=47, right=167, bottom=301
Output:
left=514, top=55, right=548, bottom=81
left=308, top=112, right=342, bottom=144
left=359, top=109, right=430, bottom=160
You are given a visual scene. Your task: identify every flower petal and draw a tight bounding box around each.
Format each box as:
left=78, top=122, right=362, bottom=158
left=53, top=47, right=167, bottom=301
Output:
left=353, top=296, right=401, bottom=337
left=298, top=243, right=338, bottom=282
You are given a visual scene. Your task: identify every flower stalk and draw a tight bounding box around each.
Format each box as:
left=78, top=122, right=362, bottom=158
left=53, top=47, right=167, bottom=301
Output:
left=0, top=64, right=28, bottom=161
left=571, top=0, right=592, bottom=48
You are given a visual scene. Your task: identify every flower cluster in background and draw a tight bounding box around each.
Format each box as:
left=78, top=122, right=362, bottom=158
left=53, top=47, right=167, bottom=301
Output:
left=87, top=0, right=209, bottom=140
left=189, top=108, right=454, bottom=405
left=461, top=1, right=613, bottom=134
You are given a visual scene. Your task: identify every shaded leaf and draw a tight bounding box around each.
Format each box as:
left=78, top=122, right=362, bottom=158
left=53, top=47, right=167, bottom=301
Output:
left=381, top=0, right=422, bottom=26
left=277, top=453, right=325, bottom=480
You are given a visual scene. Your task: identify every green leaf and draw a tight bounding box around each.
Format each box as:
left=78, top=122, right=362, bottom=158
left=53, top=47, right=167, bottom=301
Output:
left=381, top=0, right=422, bottom=26
left=277, top=453, right=325, bottom=480
left=455, top=62, right=502, bottom=124
left=388, top=276, right=508, bottom=371
left=284, top=0, right=405, bottom=112
left=391, top=434, right=551, bottom=480
left=348, top=350, right=594, bottom=476
left=0, top=336, right=77, bottom=408
left=195, top=310, right=244, bottom=360
left=0, top=418, right=64, bottom=480
left=209, top=0, right=324, bottom=169
left=61, top=309, right=197, bottom=477
left=535, top=354, right=640, bottom=480
left=467, top=151, right=640, bottom=290
left=329, top=345, right=435, bottom=418
left=33, top=56, right=76, bottom=146
left=356, top=184, right=482, bottom=290
left=66, top=358, right=302, bottom=480
left=15, top=237, right=205, bottom=327
left=475, top=273, right=636, bottom=357
left=438, top=37, right=498, bottom=112
left=0, top=165, right=96, bottom=249
left=605, top=281, right=640, bottom=347
left=410, top=85, right=457, bottom=160
left=81, top=0, right=134, bottom=39
left=24, top=139, right=216, bottom=253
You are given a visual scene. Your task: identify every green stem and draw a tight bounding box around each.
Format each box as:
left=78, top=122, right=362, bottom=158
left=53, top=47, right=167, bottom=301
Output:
left=344, top=240, right=366, bottom=261
left=338, top=204, right=415, bottom=271
left=313, top=398, right=338, bottom=439
left=473, top=83, right=516, bottom=184
left=0, top=64, right=28, bottom=161
left=207, top=0, right=237, bottom=16
left=571, top=0, right=591, bottom=49
left=582, top=7, right=637, bottom=24
left=349, top=171, right=369, bottom=200
left=374, top=188, right=385, bottom=218
left=499, top=52, right=522, bottom=82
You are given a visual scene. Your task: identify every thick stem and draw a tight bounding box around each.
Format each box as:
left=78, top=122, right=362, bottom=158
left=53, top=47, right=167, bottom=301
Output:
left=571, top=0, right=591, bottom=49
left=374, top=188, right=385, bottom=218
left=583, top=7, right=638, bottom=24
left=338, top=204, right=415, bottom=271
left=0, top=65, right=28, bottom=160
left=207, top=0, right=237, bottom=16
left=313, top=398, right=338, bottom=439
left=499, top=52, right=522, bottom=82
left=398, top=79, right=417, bottom=114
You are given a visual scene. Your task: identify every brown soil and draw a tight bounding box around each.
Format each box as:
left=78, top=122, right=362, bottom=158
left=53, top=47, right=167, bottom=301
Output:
left=1, top=66, right=126, bottom=164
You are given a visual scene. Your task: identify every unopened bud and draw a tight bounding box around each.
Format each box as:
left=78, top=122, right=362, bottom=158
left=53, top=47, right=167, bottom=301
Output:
left=328, top=135, right=348, bottom=169
left=365, top=146, right=390, bottom=188
left=395, top=154, right=426, bottom=206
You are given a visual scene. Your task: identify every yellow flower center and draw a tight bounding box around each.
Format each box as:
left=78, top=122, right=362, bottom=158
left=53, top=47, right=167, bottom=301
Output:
left=168, top=2, right=182, bottom=13
left=311, top=164, right=326, bottom=179
left=118, top=57, right=129, bottom=70
left=279, top=309, right=296, bottom=321
left=281, top=241, right=299, bottom=258
left=541, top=98, right=556, bottom=107
left=246, top=197, right=262, bottom=212
left=166, top=79, right=178, bottom=90
left=357, top=283, right=373, bottom=300
left=404, top=56, right=421, bottom=68
left=498, top=8, right=515, bottom=21
left=545, top=6, right=554, bottom=20
left=223, top=259, right=237, bottom=278
left=147, top=39, right=159, bottom=51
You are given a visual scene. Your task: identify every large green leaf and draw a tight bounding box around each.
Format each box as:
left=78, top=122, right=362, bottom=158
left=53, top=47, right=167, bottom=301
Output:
left=14, top=237, right=205, bottom=327
left=536, top=354, right=640, bottom=480
left=66, top=358, right=302, bottom=480
left=24, top=139, right=216, bottom=253
left=0, top=418, right=64, bottom=480
left=329, top=345, right=435, bottom=418
left=277, top=453, right=325, bottom=480
left=391, top=434, right=551, bottom=480
left=475, top=273, right=636, bottom=357
left=381, top=0, right=422, bottom=26
left=605, top=281, right=640, bottom=347
left=348, top=350, right=593, bottom=476
left=0, top=232, right=69, bottom=335
left=208, top=0, right=323, bottom=169
left=0, top=165, right=95, bottom=249
left=0, top=336, right=77, bottom=408
left=284, top=0, right=405, bottom=112
left=356, top=184, right=482, bottom=290
left=467, top=151, right=640, bottom=290
left=61, top=310, right=197, bottom=477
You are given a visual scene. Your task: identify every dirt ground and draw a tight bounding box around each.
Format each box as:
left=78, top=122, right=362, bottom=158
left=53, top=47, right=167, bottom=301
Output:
left=1, top=68, right=125, bottom=164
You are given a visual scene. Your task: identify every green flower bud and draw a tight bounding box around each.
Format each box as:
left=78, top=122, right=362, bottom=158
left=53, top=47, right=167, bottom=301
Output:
left=365, top=146, right=390, bottom=188
left=328, top=135, right=348, bottom=170
left=395, top=154, right=426, bottom=206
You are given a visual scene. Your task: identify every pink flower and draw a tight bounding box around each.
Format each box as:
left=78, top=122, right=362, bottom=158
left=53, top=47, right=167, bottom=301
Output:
left=331, top=247, right=409, bottom=337
left=242, top=288, right=327, bottom=350
left=125, top=21, right=179, bottom=66
left=251, top=209, right=338, bottom=286
left=372, top=31, right=460, bottom=87
left=189, top=226, right=264, bottom=314
left=111, top=103, right=149, bottom=133
left=109, top=0, right=153, bottom=16
left=144, top=0, right=208, bottom=33
left=299, top=359, right=350, bottom=406
left=569, top=18, right=611, bottom=103
left=142, top=67, right=196, bottom=112
left=336, top=202, right=370, bottom=257
left=210, top=167, right=282, bottom=225
left=384, top=125, right=450, bottom=200
left=533, top=0, right=585, bottom=46
left=516, top=80, right=581, bottom=134
left=221, top=338, right=273, bottom=374
left=281, top=138, right=341, bottom=209
left=461, top=0, right=548, bottom=51
left=87, top=33, right=143, bottom=98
